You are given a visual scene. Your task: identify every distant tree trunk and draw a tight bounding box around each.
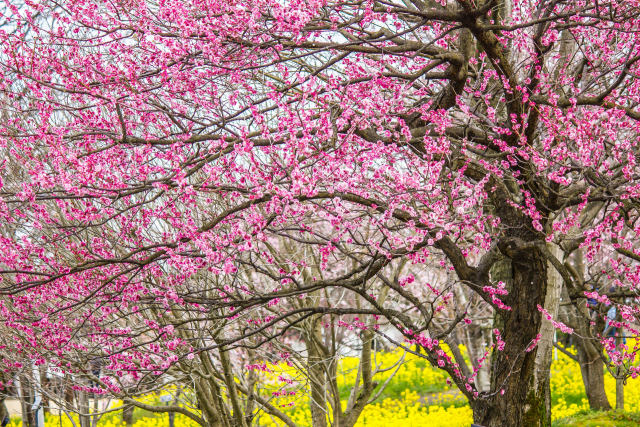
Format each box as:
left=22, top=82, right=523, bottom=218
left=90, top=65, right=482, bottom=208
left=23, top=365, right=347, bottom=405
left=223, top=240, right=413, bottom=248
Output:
left=64, top=379, right=74, bottom=408
left=463, top=326, right=492, bottom=392
left=122, top=404, right=134, bottom=426
left=193, top=351, right=229, bottom=427
left=475, top=335, right=491, bottom=392
left=91, top=396, right=100, bottom=427
left=17, top=375, right=35, bottom=427
left=77, top=386, right=91, bottom=427
left=456, top=286, right=491, bottom=392
left=39, top=368, right=50, bottom=417
left=244, top=350, right=258, bottom=426
left=305, top=318, right=328, bottom=427
left=564, top=248, right=611, bottom=411
left=219, top=346, right=247, bottom=427
left=616, top=333, right=624, bottom=410
left=341, top=330, right=376, bottom=427
left=575, top=340, right=611, bottom=410
left=531, top=243, right=562, bottom=427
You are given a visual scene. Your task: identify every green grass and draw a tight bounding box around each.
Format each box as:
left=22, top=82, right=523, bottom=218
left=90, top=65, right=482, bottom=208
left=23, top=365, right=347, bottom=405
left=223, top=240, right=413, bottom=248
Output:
left=553, top=410, right=640, bottom=427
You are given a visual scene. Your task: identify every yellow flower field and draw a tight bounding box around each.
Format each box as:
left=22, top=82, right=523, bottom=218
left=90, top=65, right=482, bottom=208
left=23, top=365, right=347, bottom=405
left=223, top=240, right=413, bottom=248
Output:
left=8, top=345, right=640, bottom=426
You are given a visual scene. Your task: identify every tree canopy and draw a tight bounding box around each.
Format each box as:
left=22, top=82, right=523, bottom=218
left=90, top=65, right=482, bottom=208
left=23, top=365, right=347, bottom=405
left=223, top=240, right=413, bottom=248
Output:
left=1, top=0, right=640, bottom=426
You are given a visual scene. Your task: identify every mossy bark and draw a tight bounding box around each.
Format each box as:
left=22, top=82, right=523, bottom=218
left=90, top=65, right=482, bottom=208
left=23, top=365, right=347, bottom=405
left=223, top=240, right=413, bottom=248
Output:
left=473, top=246, right=549, bottom=427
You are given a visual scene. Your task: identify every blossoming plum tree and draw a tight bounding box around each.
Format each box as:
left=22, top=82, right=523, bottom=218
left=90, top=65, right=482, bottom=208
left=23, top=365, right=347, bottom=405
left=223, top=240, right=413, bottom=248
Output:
left=1, top=0, right=640, bottom=426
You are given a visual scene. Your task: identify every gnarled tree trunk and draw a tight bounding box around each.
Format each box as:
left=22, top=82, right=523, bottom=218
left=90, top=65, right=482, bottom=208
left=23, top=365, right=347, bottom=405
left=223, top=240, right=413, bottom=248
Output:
left=472, top=244, right=548, bottom=427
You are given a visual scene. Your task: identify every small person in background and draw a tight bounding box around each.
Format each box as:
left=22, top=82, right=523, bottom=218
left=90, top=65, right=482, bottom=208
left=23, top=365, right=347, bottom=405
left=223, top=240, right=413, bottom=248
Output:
left=603, top=286, right=627, bottom=345
left=586, top=284, right=599, bottom=321
left=604, top=304, right=618, bottom=338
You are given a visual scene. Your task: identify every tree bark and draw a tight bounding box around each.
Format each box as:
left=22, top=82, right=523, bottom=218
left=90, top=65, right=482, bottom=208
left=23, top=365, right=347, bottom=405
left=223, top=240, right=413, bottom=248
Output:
left=531, top=243, right=562, bottom=427
left=194, top=377, right=225, bottom=427
left=305, top=319, right=328, bottom=427
left=122, top=404, right=134, bottom=426
left=473, top=245, right=548, bottom=427
left=616, top=375, right=624, bottom=410
left=341, top=330, right=376, bottom=427
left=563, top=248, right=611, bottom=411
left=17, top=375, right=35, bottom=427
left=575, top=340, right=611, bottom=410
left=78, top=386, right=91, bottom=427
left=219, top=346, right=247, bottom=427
left=616, top=333, right=624, bottom=410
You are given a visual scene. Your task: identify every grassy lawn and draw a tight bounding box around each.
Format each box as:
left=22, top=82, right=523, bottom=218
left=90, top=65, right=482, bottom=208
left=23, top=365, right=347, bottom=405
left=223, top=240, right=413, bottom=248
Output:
left=553, top=410, right=640, bottom=427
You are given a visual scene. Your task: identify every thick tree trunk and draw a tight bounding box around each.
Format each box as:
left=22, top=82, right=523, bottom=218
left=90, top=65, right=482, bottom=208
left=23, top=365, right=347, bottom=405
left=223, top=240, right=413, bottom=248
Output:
left=473, top=246, right=548, bottom=427
left=39, top=368, right=50, bottom=417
